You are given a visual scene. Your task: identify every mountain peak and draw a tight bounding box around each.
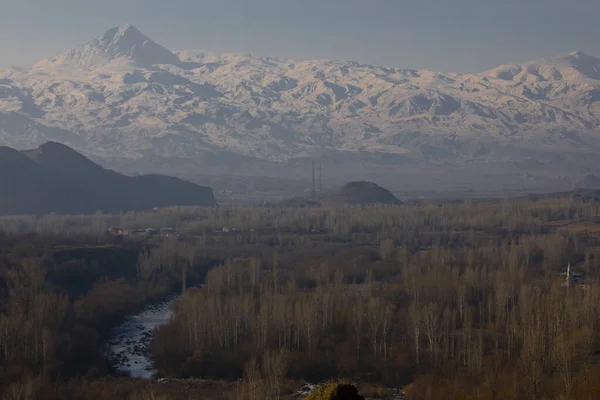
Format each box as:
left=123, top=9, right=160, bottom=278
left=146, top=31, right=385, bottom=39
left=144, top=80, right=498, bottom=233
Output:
left=35, top=24, right=181, bottom=69
left=549, top=50, right=600, bottom=80
left=546, top=50, right=598, bottom=64
left=568, top=50, right=588, bottom=58
left=102, top=24, right=143, bottom=42
left=483, top=50, right=600, bottom=81
left=23, top=141, right=101, bottom=172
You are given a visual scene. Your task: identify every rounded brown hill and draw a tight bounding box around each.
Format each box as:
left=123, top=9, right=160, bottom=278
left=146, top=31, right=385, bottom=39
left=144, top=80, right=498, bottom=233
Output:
left=321, top=181, right=402, bottom=205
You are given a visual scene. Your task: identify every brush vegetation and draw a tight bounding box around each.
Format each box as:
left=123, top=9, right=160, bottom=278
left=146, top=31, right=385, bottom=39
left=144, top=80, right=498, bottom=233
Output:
left=305, top=382, right=365, bottom=400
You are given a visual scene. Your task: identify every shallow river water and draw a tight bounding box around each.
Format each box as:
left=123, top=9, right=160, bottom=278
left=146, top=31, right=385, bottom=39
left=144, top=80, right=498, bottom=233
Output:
left=105, top=292, right=404, bottom=399
left=106, top=296, right=177, bottom=379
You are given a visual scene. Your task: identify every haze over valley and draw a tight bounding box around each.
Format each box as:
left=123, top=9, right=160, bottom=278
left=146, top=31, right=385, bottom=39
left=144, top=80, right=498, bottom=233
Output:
left=3, top=24, right=600, bottom=201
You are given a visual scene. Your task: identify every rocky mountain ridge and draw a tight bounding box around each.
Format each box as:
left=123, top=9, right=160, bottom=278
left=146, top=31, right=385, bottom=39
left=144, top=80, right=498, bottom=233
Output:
left=1, top=25, right=600, bottom=176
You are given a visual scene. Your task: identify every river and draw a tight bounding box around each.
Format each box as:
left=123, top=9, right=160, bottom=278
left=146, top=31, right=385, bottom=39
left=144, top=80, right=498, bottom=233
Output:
left=106, top=295, right=178, bottom=379
left=105, top=292, right=405, bottom=399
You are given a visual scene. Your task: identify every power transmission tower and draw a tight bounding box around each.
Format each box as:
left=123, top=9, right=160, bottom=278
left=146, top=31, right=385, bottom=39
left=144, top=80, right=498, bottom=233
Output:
left=311, top=160, right=316, bottom=198
left=318, top=159, right=322, bottom=193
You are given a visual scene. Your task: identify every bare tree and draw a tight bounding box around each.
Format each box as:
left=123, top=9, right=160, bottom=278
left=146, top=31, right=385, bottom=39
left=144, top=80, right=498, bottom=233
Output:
left=244, top=358, right=263, bottom=400
left=519, top=327, right=546, bottom=400
left=262, top=349, right=289, bottom=400
left=422, top=302, right=443, bottom=365
left=351, top=296, right=366, bottom=364
left=409, top=301, right=421, bottom=365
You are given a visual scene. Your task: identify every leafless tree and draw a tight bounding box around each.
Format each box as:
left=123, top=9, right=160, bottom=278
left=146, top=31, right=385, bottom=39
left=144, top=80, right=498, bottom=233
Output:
left=262, top=349, right=288, bottom=400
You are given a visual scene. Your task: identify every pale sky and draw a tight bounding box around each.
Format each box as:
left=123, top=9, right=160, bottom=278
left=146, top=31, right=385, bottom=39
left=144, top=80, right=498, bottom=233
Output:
left=1, top=0, right=598, bottom=72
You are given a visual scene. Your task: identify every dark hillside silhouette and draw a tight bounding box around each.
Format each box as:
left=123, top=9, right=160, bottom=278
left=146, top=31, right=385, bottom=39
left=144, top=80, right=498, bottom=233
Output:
left=279, top=181, right=402, bottom=207
left=324, top=181, right=402, bottom=205
left=0, top=141, right=217, bottom=214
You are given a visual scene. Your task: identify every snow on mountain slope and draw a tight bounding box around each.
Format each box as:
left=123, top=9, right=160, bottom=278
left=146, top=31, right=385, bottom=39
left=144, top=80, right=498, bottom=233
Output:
left=33, top=24, right=181, bottom=70
left=484, top=51, right=600, bottom=83
left=3, top=25, right=600, bottom=166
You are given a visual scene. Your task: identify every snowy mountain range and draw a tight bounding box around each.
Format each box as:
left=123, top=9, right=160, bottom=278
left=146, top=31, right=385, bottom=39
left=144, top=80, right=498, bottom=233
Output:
left=2, top=24, right=600, bottom=187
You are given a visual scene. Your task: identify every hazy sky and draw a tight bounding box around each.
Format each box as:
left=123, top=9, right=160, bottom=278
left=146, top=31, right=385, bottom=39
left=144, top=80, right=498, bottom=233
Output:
left=1, top=0, right=599, bottom=72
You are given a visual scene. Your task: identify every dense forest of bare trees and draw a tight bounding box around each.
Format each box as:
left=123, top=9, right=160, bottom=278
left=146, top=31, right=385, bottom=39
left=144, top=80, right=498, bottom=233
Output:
left=0, top=233, right=218, bottom=399
left=2, top=195, right=600, bottom=398
left=148, top=197, right=600, bottom=399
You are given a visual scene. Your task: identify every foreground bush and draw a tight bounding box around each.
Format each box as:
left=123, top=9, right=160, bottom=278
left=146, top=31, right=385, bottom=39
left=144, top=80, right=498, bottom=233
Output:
left=305, top=382, right=365, bottom=400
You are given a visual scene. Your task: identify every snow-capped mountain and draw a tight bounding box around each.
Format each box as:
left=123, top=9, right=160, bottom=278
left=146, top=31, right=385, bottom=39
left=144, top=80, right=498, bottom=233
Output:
left=33, top=24, right=181, bottom=70
left=2, top=25, right=600, bottom=170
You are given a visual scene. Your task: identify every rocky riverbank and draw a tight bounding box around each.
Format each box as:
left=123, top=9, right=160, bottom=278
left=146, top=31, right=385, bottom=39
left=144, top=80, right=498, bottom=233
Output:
left=106, top=295, right=177, bottom=378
